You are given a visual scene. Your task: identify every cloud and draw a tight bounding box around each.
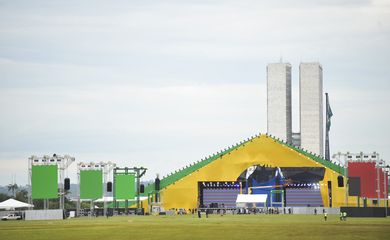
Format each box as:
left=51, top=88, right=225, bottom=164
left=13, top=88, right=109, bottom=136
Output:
left=0, top=0, right=389, bottom=184
left=1, top=1, right=389, bottom=64
left=1, top=81, right=389, bottom=184
left=0, top=83, right=266, bottom=183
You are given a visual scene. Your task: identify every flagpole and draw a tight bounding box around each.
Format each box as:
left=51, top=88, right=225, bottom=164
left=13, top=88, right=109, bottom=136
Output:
left=325, top=93, right=331, bottom=161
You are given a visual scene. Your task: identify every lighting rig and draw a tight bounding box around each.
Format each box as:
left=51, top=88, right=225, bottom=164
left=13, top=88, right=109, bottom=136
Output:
left=28, top=154, right=75, bottom=210
left=77, top=161, right=115, bottom=217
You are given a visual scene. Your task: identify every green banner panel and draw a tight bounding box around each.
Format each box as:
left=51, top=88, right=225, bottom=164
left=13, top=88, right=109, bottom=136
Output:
left=32, top=165, right=58, bottom=199
left=115, top=174, right=135, bottom=200
left=80, top=170, right=103, bottom=200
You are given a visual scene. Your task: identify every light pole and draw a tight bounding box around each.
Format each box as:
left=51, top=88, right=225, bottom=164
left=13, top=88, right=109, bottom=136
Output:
left=377, top=160, right=389, bottom=213
left=384, top=167, right=388, bottom=216
left=102, top=161, right=115, bottom=217
left=385, top=167, right=389, bottom=216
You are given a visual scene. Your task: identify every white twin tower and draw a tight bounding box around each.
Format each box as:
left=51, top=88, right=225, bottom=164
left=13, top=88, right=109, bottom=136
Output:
left=267, top=62, right=323, bottom=156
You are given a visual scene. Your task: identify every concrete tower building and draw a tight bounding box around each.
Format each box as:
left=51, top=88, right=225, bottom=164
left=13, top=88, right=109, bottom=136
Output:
left=267, top=63, right=292, bottom=143
left=300, top=62, right=323, bottom=156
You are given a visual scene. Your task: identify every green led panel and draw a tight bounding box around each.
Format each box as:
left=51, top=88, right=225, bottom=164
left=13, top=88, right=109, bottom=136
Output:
left=80, top=170, right=103, bottom=200
left=32, top=165, right=58, bottom=199
left=114, top=174, right=135, bottom=200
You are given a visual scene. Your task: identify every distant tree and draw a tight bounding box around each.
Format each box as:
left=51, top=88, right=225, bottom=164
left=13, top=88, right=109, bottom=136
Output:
left=33, top=199, right=43, bottom=209
left=81, top=202, right=91, bottom=209
left=7, top=183, right=18, bottom=197
left=0, top=193, right=10, bottom=202
left=64, top=190, right=76, bottom=209
left=49, top=199, right=59, bottom=209
left=15, top=189, right=28, bottom=202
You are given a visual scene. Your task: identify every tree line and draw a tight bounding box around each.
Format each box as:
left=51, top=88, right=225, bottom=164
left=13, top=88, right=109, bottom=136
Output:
left=0, top=183, right=78, bottom=209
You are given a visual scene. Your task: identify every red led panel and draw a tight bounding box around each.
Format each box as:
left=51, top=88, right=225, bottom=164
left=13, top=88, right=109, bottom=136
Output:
left=348, top=162, right=377, bottom=198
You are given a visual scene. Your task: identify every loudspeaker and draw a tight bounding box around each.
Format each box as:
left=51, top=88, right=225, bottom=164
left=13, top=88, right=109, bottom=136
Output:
left=140, top=184, right=145, bottom=193
left=64, top=178, right=70, bottom=190
left=107, top=182, right=112, bottom=192
left=337, top=176, right=344, bottom=187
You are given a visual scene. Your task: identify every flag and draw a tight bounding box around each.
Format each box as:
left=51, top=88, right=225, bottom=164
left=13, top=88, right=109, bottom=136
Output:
left=326, top=93, right=333, bottom=131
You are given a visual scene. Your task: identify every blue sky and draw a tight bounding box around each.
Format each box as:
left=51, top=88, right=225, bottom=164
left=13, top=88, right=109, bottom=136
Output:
left=0, top=0, right=389, bottom=185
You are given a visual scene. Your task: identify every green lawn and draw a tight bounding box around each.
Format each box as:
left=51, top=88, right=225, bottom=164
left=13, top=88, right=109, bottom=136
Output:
left=0, top=214, right=389, bottom=240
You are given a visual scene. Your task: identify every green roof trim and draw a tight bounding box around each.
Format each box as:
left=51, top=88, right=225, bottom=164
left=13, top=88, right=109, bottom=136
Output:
left=142, top=136, right=257, bottom=195
left=143, top=133, right=347, bottom=196
left=273, top=137, right=346, bottom=176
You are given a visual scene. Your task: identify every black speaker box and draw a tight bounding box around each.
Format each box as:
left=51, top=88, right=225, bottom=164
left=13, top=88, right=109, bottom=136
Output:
left=64, top=178, right=70, bottom=190
left=107, top=182, right=112, bottom=192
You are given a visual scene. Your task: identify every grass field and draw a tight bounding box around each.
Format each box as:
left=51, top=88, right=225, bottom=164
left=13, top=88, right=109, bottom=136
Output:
left=1, top=214, right=389, bottom=240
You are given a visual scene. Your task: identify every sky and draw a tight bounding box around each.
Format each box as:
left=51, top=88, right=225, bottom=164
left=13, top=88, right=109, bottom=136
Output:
left=0, top=0, right=389, bottom=185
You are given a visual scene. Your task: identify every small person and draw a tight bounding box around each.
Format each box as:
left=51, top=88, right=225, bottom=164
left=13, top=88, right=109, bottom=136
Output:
left=340, top=212, right=343, bottom=221
left=324, top=211, right=328, bottom=221
left=343, top=211, right=347, bottom=221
